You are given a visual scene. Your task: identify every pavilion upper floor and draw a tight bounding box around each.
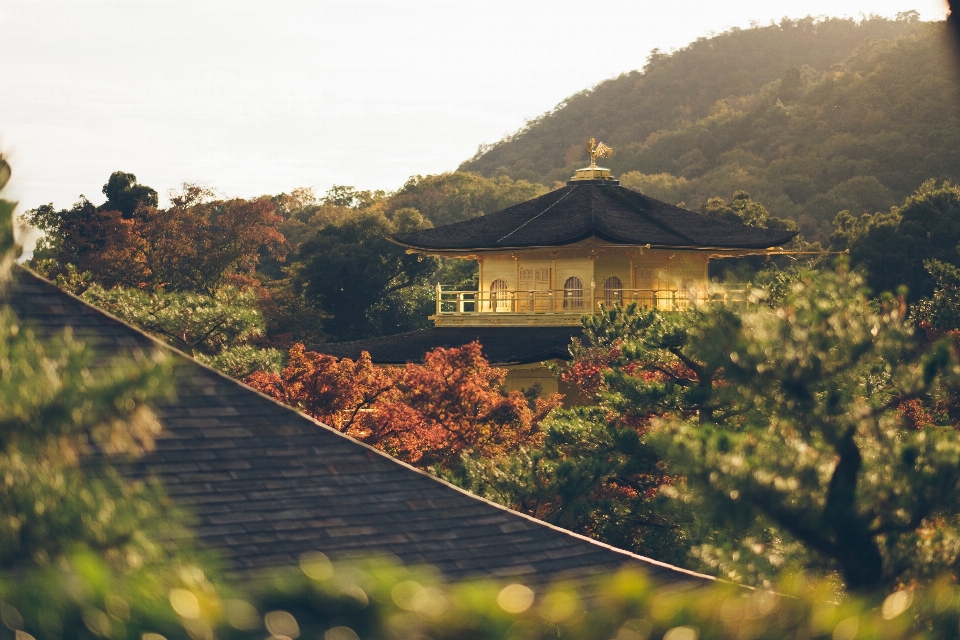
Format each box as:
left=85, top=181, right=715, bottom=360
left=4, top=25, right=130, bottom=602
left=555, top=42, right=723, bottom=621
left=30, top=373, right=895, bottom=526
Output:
left=430, top=240, right=747, bottom=327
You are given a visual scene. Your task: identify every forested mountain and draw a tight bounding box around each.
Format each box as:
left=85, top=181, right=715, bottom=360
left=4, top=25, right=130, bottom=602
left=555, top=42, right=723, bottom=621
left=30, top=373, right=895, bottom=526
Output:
left=460, top=15, right=960, bottom=240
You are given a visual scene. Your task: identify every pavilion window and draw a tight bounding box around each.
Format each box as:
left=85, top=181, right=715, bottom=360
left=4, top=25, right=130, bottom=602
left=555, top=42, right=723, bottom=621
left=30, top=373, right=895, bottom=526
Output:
left=563, top=276, right=584, bottom=310
left=490, top=278, right=510, bottom=311
left=603, top=276, right=623, bottom=306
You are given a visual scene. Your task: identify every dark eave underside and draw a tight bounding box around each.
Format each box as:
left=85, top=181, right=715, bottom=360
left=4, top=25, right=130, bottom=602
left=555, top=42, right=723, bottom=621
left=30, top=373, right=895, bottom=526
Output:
left=392, top=183, right=797, bottom=251
left=315, top=326, right=584, bottom=365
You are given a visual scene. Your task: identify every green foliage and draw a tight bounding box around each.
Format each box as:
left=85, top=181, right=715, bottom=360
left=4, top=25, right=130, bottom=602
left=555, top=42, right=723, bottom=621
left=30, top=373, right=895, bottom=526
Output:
left=700, top=190, right=796, bottom=231
left=385, top=172, right=548, bottom=227
left=0, top=551, right=224, bottom=640
left=456, top=405, right=689, bottom=566
left=837, top=180, right=960, bottom=300
left=619, top=172, right=691, bottom=205
left=648, top=269, right=960, bottom=590
left=228, top=562, right=960, bottom=640
left=82, top=285, right=282, bottom=378
left=913, top=258, right=960, bottom=332
left=586, top=304, right=722, bottom=422
left=10, top=551, right=960, bottom=640
left=16, top=154, right=960, bottom=636
left=293, top=208, right=440, bottom=341
left=0, top=160, right=200, bottom=577
left=101, top=171, right=158, bottom=219
left=698, top=191, right=806, bottom=284
left=490, top=268, right=960, bottom=590
left=0, top=156, right=14, bottom=283
left=256, top=276, right=328, bottom=348
left=194, top=344, right=283, bottom=380
left=434, top=257, right=479, bottom=290
left=20, top=202, right=66, bottom=262
left=450, top=304, right=710, bottom=564
left=461, top=17, right=959, bottom=241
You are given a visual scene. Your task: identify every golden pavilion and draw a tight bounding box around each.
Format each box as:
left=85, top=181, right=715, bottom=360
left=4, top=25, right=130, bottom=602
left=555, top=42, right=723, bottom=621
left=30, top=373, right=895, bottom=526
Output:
left=320, top=143, right=797, bottom=398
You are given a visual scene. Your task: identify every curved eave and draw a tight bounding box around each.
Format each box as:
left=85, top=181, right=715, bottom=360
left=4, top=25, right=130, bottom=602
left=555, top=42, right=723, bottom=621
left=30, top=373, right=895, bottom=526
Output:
left=388, top=230, right=800, bottom=255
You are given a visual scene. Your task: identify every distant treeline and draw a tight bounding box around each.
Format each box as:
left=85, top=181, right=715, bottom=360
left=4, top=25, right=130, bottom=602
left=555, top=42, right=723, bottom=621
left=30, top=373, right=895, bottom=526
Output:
left=22, top=171, right=546, bottom=348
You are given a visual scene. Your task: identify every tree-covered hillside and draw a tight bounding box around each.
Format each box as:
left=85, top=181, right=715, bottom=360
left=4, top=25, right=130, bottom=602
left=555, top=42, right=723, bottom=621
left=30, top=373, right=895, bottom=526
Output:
left=460, top=15, right=960, bottom=240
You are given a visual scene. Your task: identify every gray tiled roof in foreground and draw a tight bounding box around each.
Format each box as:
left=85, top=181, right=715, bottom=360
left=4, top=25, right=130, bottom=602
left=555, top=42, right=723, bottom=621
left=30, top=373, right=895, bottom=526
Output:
left=5, top=267, right=712, bottom=587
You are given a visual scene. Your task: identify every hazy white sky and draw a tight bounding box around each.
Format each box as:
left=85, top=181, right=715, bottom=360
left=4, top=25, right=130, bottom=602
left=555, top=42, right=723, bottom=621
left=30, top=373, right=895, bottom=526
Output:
left=0, top=0, right=950, bottom=213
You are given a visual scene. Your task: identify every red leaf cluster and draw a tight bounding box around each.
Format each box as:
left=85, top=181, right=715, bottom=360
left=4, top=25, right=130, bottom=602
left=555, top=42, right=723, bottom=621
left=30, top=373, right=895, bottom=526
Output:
left=898, top=398, right=936, bottom=430
left=560, top=345, right=622, bottom=396
left=55, top=201, right=152, bottom=286
left=246, top=341, right=562, bottom=468
left=560, top=343, right=683, bottom=399
left=138, top=193, right=287, bottom=292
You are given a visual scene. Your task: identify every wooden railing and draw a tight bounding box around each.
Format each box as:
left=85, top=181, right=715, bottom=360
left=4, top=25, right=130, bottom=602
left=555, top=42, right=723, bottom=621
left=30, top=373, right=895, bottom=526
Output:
left=434, top=284, right=747, bottom=315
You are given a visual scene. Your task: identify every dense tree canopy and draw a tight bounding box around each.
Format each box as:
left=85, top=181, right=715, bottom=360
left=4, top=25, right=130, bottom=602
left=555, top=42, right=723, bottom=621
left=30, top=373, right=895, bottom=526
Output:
left=700, top=190, right=797, bottom=231
left=647, top=270, right=960, bottom=590
left=463, top=16, right=923, bottom=181
left=83, top=284, right=282, bottom=378
left=22, top=169, right=550, bottom=347
left=101, top=171, right=158, bottom=219
left=141, top=186, right=287, bottom=293
left=291, top=208, right=440, bottom=341
left=246, top=342, right=561, bottom=469
left=25, top=180, right=287, bottom=293
left=454, top=266, right=960, bottom=591
left=384, top=172, right=548, bottom=227
left=454, top=303, right=718, bottom=565
left=834, top=180, right=960, bottom=300
left=26, top=198, right=151, bottom=288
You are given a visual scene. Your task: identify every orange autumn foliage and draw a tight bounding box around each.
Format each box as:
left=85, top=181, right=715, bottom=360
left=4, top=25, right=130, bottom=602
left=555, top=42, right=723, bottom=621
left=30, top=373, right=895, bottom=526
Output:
left=898, top=398, right=936, bottom=430
left=29, top=185, right=287, bottom=294
left=246, top=341, right=562, bottom=468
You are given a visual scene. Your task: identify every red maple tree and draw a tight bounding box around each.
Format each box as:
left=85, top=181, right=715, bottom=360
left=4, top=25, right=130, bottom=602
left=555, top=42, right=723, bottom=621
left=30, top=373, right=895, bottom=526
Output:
left=28, top=183, right=287, bottom=295
left=246, top=341, right=562, bottom=468
left=138, top=189, right=287, bottom=293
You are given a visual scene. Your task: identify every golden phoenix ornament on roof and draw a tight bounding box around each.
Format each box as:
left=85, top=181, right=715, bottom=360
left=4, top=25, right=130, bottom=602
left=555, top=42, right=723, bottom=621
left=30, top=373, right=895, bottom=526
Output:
left=585, top=138, right=614, bottom=168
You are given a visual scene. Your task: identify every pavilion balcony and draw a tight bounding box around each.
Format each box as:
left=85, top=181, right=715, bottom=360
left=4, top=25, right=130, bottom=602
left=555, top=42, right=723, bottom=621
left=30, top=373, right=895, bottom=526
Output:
left=431, top=284, right=747, bottom=327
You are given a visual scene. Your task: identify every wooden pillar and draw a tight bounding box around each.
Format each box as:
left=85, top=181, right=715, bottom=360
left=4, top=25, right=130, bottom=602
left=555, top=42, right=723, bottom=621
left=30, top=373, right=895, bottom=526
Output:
left=478, top=257, right=485, bottom=312
left=589, top=255, right=596, bottom=313
left=514, top=255, right=520, bottom=313
left=551, top=256, right=558, bottom=311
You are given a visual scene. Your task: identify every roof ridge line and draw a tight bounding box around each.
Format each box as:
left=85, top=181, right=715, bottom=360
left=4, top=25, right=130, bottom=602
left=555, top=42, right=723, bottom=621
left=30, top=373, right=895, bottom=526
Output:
left=495, top=186, right=576, bottom=245
left=606, top=187, right=700, bottom=245
left=8, top=266, right=714, bottom=584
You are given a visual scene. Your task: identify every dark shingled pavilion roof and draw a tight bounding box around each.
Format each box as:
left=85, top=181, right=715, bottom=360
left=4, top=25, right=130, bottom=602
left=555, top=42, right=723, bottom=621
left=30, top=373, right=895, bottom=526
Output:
left=316, top=326, right=583, bottom=365
left=5, top=267, right=711, bottom=587
left=392, top=182, right=797, bottom=251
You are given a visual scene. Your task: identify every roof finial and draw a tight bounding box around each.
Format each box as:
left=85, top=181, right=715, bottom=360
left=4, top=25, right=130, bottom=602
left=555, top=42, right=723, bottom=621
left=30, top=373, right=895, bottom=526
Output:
left=569, top=138, right=618, bottom=184
left=586, top=138, right=613, bottom=169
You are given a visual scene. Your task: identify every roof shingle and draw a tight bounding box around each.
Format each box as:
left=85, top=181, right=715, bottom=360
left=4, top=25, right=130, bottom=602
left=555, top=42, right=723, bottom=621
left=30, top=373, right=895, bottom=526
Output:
left=392, top=183, right=797, bottom=251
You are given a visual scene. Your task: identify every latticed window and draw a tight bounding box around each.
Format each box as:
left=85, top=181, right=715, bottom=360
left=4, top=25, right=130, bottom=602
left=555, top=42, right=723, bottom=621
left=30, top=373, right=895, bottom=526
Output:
left=490, top=278, right=509, bottom=311
left=563, top=276, right=583, bottom=310
left=603, top=276, right=623, bottom=306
